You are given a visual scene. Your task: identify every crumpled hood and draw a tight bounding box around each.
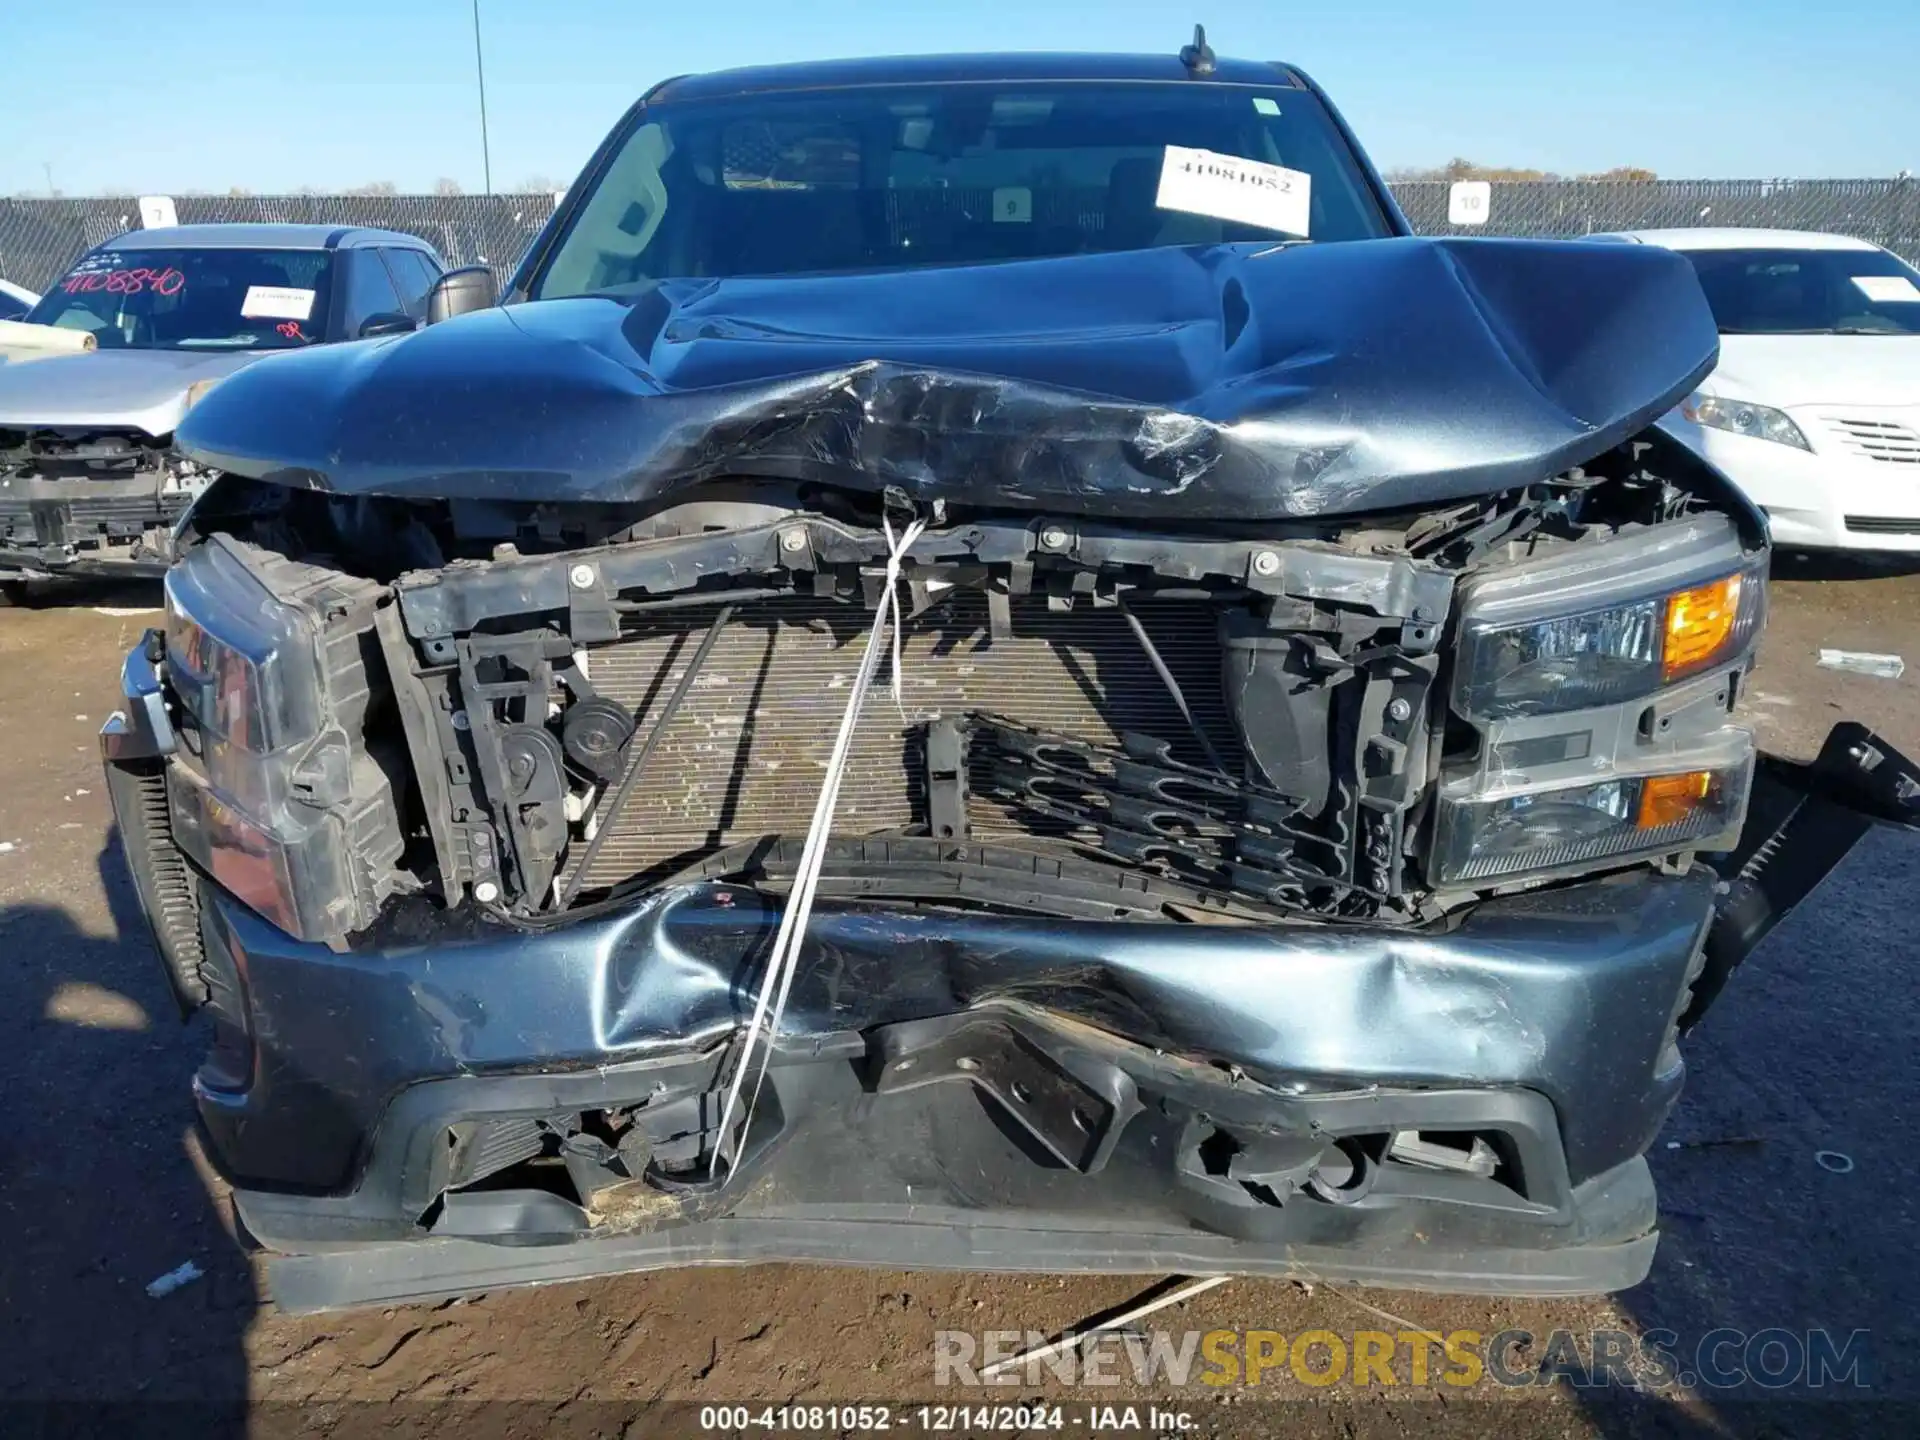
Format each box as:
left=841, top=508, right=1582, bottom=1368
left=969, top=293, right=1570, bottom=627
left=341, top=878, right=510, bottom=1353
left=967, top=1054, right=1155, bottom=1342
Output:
left=0, top=347, right=265, bottom=435
left=177, top=236, right=1719, bottom=520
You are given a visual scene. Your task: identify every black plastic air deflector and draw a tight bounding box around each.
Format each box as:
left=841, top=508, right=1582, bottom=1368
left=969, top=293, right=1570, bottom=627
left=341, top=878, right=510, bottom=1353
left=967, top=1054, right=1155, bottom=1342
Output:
left=103, top=757, right=207, bottom=1014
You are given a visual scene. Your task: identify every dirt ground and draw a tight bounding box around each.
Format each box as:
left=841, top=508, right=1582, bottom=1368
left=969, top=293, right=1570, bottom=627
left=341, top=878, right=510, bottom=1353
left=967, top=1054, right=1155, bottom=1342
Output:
left=2, top=559, right=1917, bottom=1437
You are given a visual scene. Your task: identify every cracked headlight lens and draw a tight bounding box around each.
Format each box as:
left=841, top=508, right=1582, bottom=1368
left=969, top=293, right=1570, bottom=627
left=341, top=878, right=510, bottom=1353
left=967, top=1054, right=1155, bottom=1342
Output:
left=1681, top=393, right=1811, bottom=451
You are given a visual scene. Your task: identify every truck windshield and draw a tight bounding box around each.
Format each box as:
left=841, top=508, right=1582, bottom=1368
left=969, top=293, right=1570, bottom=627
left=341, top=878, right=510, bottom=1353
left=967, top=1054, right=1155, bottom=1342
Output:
left=1684, top=248, right=1920, bottom=335
left=532, top=81, right=1394, bottom=297
left=27, top=248, right=335, bottom=350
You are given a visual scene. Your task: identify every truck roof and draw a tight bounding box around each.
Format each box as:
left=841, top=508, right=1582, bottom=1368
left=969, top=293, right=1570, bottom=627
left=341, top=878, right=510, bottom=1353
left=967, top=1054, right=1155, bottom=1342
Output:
left=649, top=50, right=1305, bottom=105
left=85, top=223, right=435, bottom=253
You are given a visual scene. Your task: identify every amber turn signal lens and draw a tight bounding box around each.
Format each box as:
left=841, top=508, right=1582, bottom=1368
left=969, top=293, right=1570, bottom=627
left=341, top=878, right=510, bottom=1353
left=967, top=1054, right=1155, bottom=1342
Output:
left=1662, top=575, right=1741, bottom=680
left=1637, top=770, right=1714, bottom=829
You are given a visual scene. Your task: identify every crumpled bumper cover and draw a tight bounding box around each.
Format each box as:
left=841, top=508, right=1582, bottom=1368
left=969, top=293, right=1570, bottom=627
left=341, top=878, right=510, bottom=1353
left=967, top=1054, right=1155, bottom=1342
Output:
left=205, top=867, right=1712, bottom=1191
left=201, top=867, right=1712, bottom=1311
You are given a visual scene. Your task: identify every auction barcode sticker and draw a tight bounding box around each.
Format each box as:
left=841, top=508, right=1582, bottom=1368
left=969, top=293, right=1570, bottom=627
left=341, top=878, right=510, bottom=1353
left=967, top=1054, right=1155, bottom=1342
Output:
left=240, top=285, right=316, bottom=320
left=1155, top=146, right=1311, bottom=237
left=1852, top=274, right=1920, bottom=303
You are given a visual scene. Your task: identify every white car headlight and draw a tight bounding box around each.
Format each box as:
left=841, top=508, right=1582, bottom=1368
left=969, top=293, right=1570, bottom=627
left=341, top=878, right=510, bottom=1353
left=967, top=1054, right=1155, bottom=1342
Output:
left=1681, top=392, right=1811, bottom=451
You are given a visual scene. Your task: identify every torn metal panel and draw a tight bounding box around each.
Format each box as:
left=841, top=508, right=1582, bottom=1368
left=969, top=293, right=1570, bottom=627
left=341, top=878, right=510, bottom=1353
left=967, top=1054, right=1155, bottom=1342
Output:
left=199, top=865, right=1714, bottom=1195
left=175, top=236, right=1718, bottom=520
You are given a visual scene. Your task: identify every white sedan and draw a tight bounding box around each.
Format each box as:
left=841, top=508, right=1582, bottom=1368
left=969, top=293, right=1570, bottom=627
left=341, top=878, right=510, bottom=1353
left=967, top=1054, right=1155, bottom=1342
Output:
left=1591, top=227, right=1920, bottom=551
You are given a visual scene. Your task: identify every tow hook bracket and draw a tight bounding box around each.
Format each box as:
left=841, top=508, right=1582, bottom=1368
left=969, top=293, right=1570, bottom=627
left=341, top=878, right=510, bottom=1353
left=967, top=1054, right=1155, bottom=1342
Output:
left=1799, top=722, right=1920, bottom=824
left=1691, top=722, right=1920, bottom=1030
left=868, top=1016, right=1141, bottom=1173
left=925, top=718, right=971, bottom=843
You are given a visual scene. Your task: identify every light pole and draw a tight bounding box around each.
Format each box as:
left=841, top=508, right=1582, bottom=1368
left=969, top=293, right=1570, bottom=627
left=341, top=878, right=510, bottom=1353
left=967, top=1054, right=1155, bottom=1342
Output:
left=472, top=0, right=493, bottom=195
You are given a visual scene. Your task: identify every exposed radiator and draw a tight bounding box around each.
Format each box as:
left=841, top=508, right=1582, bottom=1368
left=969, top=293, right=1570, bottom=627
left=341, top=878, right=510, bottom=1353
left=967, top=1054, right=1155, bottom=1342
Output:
left=572, top=593, right=1240, bottom=887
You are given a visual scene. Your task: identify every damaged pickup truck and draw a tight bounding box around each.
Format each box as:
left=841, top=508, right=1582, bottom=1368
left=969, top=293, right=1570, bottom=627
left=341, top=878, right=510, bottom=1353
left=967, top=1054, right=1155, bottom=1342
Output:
left=101, top=45, right=1919, bottom=1313
left=1, top=224, right=445, bottom=595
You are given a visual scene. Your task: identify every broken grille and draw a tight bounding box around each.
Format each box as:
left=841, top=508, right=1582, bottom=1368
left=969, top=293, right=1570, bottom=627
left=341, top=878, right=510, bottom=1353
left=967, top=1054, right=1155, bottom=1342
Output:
left=567, top=593, right=1240, bottom=889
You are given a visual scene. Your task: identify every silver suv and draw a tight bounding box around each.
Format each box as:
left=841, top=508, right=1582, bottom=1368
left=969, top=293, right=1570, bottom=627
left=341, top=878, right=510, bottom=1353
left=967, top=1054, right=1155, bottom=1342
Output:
left=0, top=223, right=444, bottom=598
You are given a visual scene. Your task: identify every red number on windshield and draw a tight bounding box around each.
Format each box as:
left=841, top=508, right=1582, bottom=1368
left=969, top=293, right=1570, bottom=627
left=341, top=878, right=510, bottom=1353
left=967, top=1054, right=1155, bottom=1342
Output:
left=60, top=266, right=186, bottom=297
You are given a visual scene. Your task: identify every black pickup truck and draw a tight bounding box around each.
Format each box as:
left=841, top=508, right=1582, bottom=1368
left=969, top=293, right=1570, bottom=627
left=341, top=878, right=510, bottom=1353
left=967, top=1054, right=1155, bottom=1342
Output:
left=100, top=40, right=1918, bottom=1313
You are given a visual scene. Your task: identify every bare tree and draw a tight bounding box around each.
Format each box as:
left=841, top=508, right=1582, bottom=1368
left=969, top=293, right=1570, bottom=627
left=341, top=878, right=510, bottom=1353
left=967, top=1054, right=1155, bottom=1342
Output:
left=1384, top=158, right=1657, bottom=183
left=346, top=181, right=399, bottom=197
left=433, top=177, right=464, bottom=196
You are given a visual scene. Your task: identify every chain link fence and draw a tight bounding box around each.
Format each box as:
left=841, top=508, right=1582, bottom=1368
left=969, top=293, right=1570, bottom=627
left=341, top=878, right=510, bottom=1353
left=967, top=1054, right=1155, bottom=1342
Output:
left=1392, top=177, right=1920, bottom=259
left=3, top=179, right=1917, bottom=295
left=0, top=193, right=560, bottom=295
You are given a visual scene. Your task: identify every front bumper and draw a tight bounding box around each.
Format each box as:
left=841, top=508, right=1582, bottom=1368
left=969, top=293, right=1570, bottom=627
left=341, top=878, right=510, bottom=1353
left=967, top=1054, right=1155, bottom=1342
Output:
left=206, top=872, right=1699, bottom=1311
left=1665, top=416, right=1920, bottom=551
left=0, top=483, right=188, bottom=579
left=100, top=632, right=1920, bottom=1312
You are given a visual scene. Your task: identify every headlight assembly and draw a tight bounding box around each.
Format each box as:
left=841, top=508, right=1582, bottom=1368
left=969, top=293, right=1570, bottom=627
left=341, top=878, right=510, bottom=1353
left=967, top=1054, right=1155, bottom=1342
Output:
left=1454, top=515, right=1765, bottom=721
left=1429, top=733, right=1753, bottom=885
left=166, top=536, right=324, bottom=765
left=1681, top=392, right=1811, bottom=451
left=160, top=536, right=397, bottom=943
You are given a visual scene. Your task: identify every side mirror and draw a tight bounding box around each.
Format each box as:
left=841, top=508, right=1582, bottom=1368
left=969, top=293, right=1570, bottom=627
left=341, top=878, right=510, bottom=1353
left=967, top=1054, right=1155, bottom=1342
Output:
left=425, top=266, right=499, bottom=326
left=358, top=312, right=416, bottom=339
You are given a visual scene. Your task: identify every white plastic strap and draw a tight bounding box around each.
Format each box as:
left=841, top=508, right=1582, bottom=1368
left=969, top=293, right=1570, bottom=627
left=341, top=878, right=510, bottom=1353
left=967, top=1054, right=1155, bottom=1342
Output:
left=713, top=513, right=928, bottom=1177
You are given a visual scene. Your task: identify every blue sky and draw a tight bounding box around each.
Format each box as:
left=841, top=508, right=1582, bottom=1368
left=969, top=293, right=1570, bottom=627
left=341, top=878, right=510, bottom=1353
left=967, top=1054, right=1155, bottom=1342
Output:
left=7, top=0, right=1917, bottom=195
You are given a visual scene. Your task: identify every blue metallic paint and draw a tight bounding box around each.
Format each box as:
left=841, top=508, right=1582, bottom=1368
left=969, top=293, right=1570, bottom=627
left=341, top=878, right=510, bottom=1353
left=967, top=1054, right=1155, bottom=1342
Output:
left=198, top=866, right=1710, bottom=1196
left=175, top=236, right=1719, bottom=521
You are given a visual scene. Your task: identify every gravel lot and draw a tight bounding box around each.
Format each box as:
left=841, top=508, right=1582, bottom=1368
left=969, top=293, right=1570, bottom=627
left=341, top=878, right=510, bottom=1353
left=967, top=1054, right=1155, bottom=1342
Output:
left=2, top=560, right=1916, bottom=1436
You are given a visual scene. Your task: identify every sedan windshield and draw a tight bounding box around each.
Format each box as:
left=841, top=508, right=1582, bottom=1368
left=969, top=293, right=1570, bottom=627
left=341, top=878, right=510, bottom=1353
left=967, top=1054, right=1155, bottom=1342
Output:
left=1684, top=247, right=1920, bottom=335
left=26, top=248, right=335, bottom=350
left=533, top=81, right=1393, bottom=297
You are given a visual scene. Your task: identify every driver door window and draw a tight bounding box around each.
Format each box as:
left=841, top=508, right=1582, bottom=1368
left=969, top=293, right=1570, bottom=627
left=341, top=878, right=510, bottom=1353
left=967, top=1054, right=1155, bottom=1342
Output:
left=382, top=248, right=440, bottom=321
left=340, top=251, right=405, bottom=337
